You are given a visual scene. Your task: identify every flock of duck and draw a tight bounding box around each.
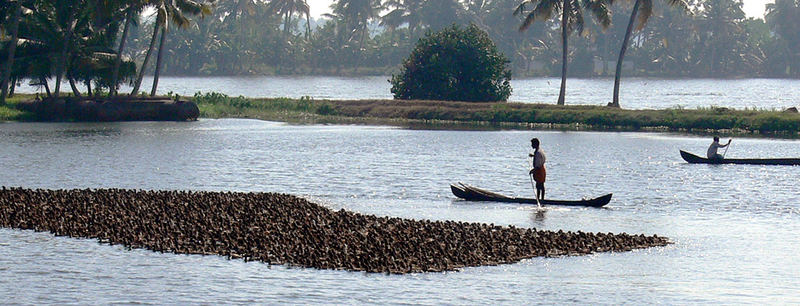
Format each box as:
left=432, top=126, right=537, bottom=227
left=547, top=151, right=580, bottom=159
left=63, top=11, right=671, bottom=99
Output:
left=0, top=187, right=669, bottom=274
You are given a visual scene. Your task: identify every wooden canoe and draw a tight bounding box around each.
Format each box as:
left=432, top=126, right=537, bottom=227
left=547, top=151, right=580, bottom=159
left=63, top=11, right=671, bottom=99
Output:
left=680, top=150, right=800, bottom=166
left=450, top=182, right=611, bottom=207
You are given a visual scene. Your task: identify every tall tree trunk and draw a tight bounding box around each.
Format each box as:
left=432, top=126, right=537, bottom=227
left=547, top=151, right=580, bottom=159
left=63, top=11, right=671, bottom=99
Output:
left=131, top=22, right=161, bottom=95
left=709, top=39, right=717, bottom=76
left=611, top=0, right=641, bottom=108
left=284, top=11, right=291, bottom=37
left=278, top=11, right=291, bottom=74
left=353, top=25, right=367, bottom=74
left=8, top=77, right=15, bottom=97
left=354, top=23, right=367, bottom=73
left=150, top=26, right=167, bottom=96
left=1, top=1, right=22, bottom=105
left=68, top=78, right=81, bottom=96
left=111, top=9, right=133, bottom=96
left=305, top=13, right=312, bottom=40
left=42, top=78, right=51, bottom=97
left=557, top=0, right=568, bottom=105
left=55, top=5, right=80, bottom=98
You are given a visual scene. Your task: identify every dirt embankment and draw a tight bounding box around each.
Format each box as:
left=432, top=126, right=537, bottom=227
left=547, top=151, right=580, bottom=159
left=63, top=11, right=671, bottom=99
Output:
left=17, top=96, right=199, bottom=121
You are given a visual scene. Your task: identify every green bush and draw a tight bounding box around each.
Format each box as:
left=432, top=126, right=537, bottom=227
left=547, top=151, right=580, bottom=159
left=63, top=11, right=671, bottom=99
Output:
left=390, top=24, right=512, bottom=102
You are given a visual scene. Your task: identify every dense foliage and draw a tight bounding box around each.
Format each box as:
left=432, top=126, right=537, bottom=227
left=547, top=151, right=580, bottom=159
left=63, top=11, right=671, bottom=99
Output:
left=0, top=0, right=212, bottom=103
left=390, top=24, right=511, bottom=102
left=115, top=0, right=800, bottom=80
left=4, top=0, right=800, bottom=106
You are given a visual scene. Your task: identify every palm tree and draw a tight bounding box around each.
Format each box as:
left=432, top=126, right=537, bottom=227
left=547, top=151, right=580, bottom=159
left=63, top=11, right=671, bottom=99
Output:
left=696, top=0, right=747, bottom=76
left=152, top=0, right=213, bottom=96
left=331, top=0, right=382, bottom=72
left=381, top=0, right=424, bottom=38
left=52, top=0, right=87, bottom=98
left=378, top=3, right=405, bottom=40
left=765, top=0, right=800, bottom=76
left=1, top=0, right=24, bottom=104
left=515, top=0, right=611, bottom=105
left=110, top=0, right=147, bottom=96
left=4, top=0, right=136, bottom=98
left=130, top=9, right=161, bottom=95
left=130, top=0, right=212, bottom=96
left=266, top=0, right=311, bottom=38
left=266, top=0, right=311, bottom=73
left=608, top=0, right=688, bottom=107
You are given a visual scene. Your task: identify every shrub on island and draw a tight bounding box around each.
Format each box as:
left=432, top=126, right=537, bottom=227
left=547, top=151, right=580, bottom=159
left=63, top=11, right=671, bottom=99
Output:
left=390, top=24, right=512, bottom=102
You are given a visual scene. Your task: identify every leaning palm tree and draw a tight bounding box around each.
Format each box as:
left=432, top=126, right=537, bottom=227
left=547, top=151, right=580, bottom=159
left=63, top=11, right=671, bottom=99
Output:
left=50, top=0, right=88, bottom=98
left=608, top=0, right=688, bottom=107
left=130, top=8, right=161, bottom=95
left=130, top=0, right=213, bottom=96
left=110, top=0, right=147, bottom=96
left=151, top=0, right=213, bottom=96
left=515, top=0, right=611, bottom=105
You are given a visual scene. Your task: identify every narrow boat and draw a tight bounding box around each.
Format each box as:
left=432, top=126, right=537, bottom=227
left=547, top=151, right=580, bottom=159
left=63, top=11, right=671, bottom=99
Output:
left=680, top=150, right=800, bottom=166
left=450, top=182, right=611, bottom=207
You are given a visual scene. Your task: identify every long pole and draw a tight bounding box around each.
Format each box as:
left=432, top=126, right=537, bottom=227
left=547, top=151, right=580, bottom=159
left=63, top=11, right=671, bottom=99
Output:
left=722, top=139, right=731, bottom=158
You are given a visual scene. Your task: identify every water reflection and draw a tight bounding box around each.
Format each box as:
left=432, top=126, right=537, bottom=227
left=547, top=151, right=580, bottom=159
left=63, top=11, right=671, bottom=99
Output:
left=531, top=209, right=547, bottom=224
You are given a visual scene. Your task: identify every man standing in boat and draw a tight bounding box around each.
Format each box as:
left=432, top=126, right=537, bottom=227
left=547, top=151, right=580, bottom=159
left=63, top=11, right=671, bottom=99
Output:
left=707, top=136, right=731, bottom=160
left=529, top=138, right=546, bottom=200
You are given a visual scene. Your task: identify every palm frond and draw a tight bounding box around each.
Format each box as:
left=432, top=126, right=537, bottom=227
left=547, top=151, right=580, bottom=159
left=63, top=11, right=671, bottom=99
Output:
left=585, top=0, right=611, bottom=28
left=636, top=0, right=653, bottom=31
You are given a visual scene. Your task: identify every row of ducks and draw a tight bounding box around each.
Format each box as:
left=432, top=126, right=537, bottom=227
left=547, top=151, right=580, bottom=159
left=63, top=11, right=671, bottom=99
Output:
left=0, top=187, right=669, bottom=274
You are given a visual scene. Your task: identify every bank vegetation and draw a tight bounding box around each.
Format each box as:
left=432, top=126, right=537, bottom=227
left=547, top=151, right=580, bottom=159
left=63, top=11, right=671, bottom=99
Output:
left=193, top=92, right=800, bottom=136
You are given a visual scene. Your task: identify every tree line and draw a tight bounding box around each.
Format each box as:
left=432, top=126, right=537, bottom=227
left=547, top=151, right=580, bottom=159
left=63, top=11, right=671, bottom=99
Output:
left=2, top=0, right=800, bottom=106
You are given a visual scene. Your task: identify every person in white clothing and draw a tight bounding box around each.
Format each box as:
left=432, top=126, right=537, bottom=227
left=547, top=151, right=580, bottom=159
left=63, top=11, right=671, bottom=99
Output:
left=528, top=138, right=546, bottom=200
left=707, top=136, right=731, bottom=160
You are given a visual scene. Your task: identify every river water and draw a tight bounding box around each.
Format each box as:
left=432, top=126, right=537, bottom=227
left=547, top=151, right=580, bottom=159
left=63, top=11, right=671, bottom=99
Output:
left=0, top=119, right=798, bottom=303
left=14, top=76, right=800, bottom=110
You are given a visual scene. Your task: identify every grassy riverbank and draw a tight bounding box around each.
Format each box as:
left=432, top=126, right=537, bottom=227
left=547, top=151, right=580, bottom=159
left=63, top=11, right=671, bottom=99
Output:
left=193, top=92, right=800, bottom=136
left=6, top=92, right=800, bottom=136
left=0, top=94, right=35, bottom=121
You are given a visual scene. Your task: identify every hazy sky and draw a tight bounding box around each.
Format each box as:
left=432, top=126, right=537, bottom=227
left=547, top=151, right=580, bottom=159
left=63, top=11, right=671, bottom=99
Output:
left=306, top=0, right=774, bottom=19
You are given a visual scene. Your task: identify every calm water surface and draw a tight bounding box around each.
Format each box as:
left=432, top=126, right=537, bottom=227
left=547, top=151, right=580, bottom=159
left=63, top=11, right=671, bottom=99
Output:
left=1, top=119, right=799, bottom=303
left=15, top=76, right=800, bottom=110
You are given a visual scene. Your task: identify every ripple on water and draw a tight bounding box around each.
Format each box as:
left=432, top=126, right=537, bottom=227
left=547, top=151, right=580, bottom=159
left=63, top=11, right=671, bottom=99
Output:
left=1, top=121, right=800, bottom=303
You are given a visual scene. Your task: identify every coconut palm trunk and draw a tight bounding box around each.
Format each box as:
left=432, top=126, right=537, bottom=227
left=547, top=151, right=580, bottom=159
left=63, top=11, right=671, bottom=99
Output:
left=54, top=6, right=80, bottom=98
left=41, top=78, right=51, bottom=96
left=354, top=23, right=367, bottom=73
left=110, top=9, right=133, bottom=96
left=150, top=26, right=167, bottom=96
left=305, top=13, right=311, bottom=39
left=8, top=77, right=15, bottom=96
left=611, top=0, right=642, bottom=108
left=1, top=1, right=22, bottom=105
left=277, top=11, right=292, bottom=73
left=68, top=78, right=81, bottom=96
left=557, top=0, right=568, bottom=105
left=131, top=22, right=161, bottom=95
